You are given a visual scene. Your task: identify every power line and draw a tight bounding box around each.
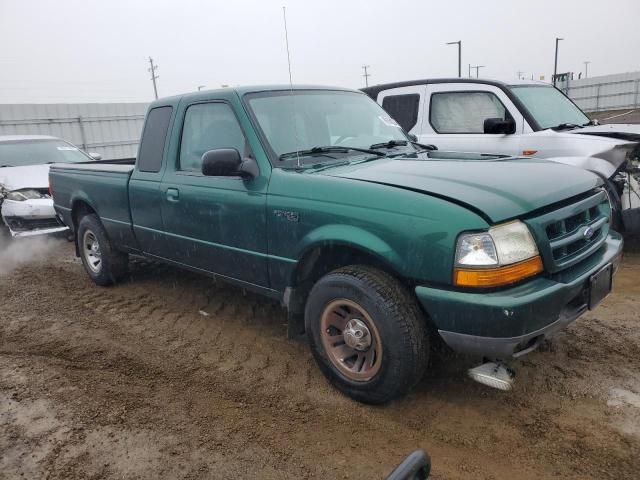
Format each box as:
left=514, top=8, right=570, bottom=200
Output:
left=362, top=65, right=371, bottom=87
left=148, top=57, right=159, bottom=100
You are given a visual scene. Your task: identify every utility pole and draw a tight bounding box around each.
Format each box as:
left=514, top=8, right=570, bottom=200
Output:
left=148, top=57, right=159, bottom=100
left=583, top=61, right=591, bottom=78
left=468, top=64, right=471, bottom=78
left=446, top=41, right=461, bottom=77
left=471, top=65, right=485, bottom=78
left=553, top=37, right=563, bottom=86
left=362, top=65, right=371, bottom=87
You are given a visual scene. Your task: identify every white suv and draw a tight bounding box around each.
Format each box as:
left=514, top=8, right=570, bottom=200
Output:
left=363, top=79, right=640, bottom=232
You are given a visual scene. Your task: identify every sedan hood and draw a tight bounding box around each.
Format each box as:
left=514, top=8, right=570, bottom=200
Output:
left=323, top=156, right=601, bottom=223
left=0, top=164, right=50, bottom=191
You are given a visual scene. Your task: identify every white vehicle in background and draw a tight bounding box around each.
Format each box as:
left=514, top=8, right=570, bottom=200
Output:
left=363, top=78, right=640, bottom=233
left=0, top=135, right=101, bottom=238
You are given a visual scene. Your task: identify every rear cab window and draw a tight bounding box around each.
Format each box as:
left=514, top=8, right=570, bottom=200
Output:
left=137, top=106, right=173, bottom=173
left=381, top=94, right=420, bottom=132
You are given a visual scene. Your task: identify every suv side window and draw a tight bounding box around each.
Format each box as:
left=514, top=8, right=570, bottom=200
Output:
left=137, top=106, right=172, bottom=173
left=381, top=93, right=420, bottom=132
left=430, top=91, right=509, bottom=133
left=179, top=102, right=248, bottom=172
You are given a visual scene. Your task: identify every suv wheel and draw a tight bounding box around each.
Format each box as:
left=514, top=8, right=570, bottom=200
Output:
left=305, top=265, right=429, bottom=404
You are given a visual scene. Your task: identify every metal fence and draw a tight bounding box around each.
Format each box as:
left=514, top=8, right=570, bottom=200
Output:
left=558, top=71, right=640, bottom=113
left=0, top=103, right=149, bottom=159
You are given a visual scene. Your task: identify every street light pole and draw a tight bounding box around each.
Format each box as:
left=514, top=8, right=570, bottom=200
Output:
left=584, top=61, right=591, bottom=78
left=447, top=41, right=461, bottom=78
left=553, top=37, right=563, bottom=86
left=471, top=65, right=485, bottom=78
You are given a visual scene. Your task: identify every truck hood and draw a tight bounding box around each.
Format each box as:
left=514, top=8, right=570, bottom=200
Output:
left=0, top=164, right=50, bottom=191
left=323, top=156, right=601, bottom=223
left=572, top=123, right=640, bottom=143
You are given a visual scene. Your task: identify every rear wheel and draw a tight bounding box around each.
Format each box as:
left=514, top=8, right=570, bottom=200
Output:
left=305, top=265, right=429, bottom=404
left=77, top=214, right=128, bottom=286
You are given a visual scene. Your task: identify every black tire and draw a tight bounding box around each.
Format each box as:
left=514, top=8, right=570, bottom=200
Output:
left=305, top=265, right=429, bottom=404
left=77, top=214, right=128, bottom=286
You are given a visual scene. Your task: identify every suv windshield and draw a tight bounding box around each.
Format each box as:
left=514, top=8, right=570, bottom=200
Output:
left=510, top=85, right=590, bottom=130
left=245, top=90, right=412, bottom=164
left=0, top=139, right=91, bottom=167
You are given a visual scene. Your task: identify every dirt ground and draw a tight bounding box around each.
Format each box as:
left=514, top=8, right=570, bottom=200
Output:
left=1, top=238, right=639, bottom=480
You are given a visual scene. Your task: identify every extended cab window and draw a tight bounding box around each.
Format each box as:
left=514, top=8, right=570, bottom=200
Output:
left=179, top=103, right=247, bottom=172
left=137, top=106, right=172, bottom=173
left=381, top=94, right=420, bottom=132
left=430, top=91, right=509, bottom=133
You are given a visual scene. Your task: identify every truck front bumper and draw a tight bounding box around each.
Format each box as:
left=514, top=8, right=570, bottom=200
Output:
left=1, top=198, right=68, bottom=238
left=415, top=233, right=624, bottom=359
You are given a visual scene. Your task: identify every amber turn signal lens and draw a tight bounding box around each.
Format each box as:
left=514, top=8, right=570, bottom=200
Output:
left=454, top=256, right=543, bottom=288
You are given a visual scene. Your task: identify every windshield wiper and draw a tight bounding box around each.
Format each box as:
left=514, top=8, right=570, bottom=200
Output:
left=279, top=145, right=385, bottom=161
left=369, top=140, right=438, bottom=155
left=0, top=164, right=13, bottom=168
left=369, top=140, right=409, bottom=149
left=550, top=123, right=584, bottom=131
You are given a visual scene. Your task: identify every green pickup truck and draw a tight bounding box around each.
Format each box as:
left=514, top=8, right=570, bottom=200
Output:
left=50, top=85, right=623, bottom=403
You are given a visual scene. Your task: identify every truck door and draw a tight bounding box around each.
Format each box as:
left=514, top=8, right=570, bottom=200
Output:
left=419, top=83, right=525, bottom=156
left=376, top=85, right=427, bottom=137
left=159, top=100, right=269, bottom=287
left=129, top=105, right=174, bottom=256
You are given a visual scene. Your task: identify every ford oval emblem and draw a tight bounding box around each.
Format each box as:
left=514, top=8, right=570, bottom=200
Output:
left=583, top=226, right=595, bottom=240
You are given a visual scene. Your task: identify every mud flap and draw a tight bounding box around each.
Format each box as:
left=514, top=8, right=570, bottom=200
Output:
left=622, top=207, right=640, bottom=234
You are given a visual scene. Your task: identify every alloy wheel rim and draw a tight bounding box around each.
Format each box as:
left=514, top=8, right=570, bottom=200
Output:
left=320, top=298, right=382, bottom=382
left=82, top=230, right=102, bottom=273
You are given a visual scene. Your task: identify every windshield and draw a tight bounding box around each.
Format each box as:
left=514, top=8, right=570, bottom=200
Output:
left=245, top=90, right=412, bottom=164
left=510, top=85, right=590, bottom=130
left=0, top=139, right=91, bottom=167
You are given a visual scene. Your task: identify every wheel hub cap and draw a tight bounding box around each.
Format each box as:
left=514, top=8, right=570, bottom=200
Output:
left=343, top=318, right=371, bottom=351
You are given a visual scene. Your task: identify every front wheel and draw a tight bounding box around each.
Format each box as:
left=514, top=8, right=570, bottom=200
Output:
left=77, top=214, right=128, bottom=286
left=305, top=265, right=429, bottom=404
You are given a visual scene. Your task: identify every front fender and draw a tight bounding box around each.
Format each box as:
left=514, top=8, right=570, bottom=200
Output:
left=547, top=155, right=621, bottom=179
left=295, top=223, right=403, bottom=269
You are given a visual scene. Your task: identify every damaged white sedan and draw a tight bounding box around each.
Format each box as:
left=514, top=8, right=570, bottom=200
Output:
left=0, top=135, right=99, bottom=237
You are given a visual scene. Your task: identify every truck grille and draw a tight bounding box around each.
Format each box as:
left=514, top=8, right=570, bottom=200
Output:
left=526, top=189, right=610, bottom=273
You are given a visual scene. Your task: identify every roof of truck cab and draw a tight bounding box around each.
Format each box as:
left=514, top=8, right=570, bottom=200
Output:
left=148, top=85, right=363, bottom=108
left=0, top=134, right=59, bottom=143
left=361, top=77, right=550, bottom=99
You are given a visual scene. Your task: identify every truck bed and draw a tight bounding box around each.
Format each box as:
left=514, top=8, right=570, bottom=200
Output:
left=50, top=161, right=137, bottom=250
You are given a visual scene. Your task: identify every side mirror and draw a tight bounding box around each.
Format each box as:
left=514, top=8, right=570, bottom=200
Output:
left=386, top=450, right=431, bottom=480
left=201, top=148, right=259, bottom=179
left=88, top=152, right=102, bottom=161
left=202, top=148, right=242, bottom=176
left=483, top=117, right=516, bottom=135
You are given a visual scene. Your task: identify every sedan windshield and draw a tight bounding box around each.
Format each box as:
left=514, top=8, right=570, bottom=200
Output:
left=245, top=90, right=412, bottom=164
left=0, top=139, right=91, bottom=167
left=510, top=85, right=590, bottom=130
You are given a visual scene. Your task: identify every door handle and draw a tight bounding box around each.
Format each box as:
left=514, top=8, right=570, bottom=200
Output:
left=166, top=188, right=180, bottom=202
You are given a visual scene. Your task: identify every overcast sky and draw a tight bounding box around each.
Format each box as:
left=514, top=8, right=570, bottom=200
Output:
left=0, top=0, right=638, bottom=103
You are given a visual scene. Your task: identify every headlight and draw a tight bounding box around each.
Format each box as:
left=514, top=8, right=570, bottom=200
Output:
left=454, top=220, right=543, bottom=288
left=5, top=189, right=46, bottom=202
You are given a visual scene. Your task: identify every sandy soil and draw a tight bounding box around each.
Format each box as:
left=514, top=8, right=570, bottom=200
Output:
left=1, top=239, right=639, bottom=479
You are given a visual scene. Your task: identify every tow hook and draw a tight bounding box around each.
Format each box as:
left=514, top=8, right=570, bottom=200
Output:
left=468, top=361, right=516, bottom=391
